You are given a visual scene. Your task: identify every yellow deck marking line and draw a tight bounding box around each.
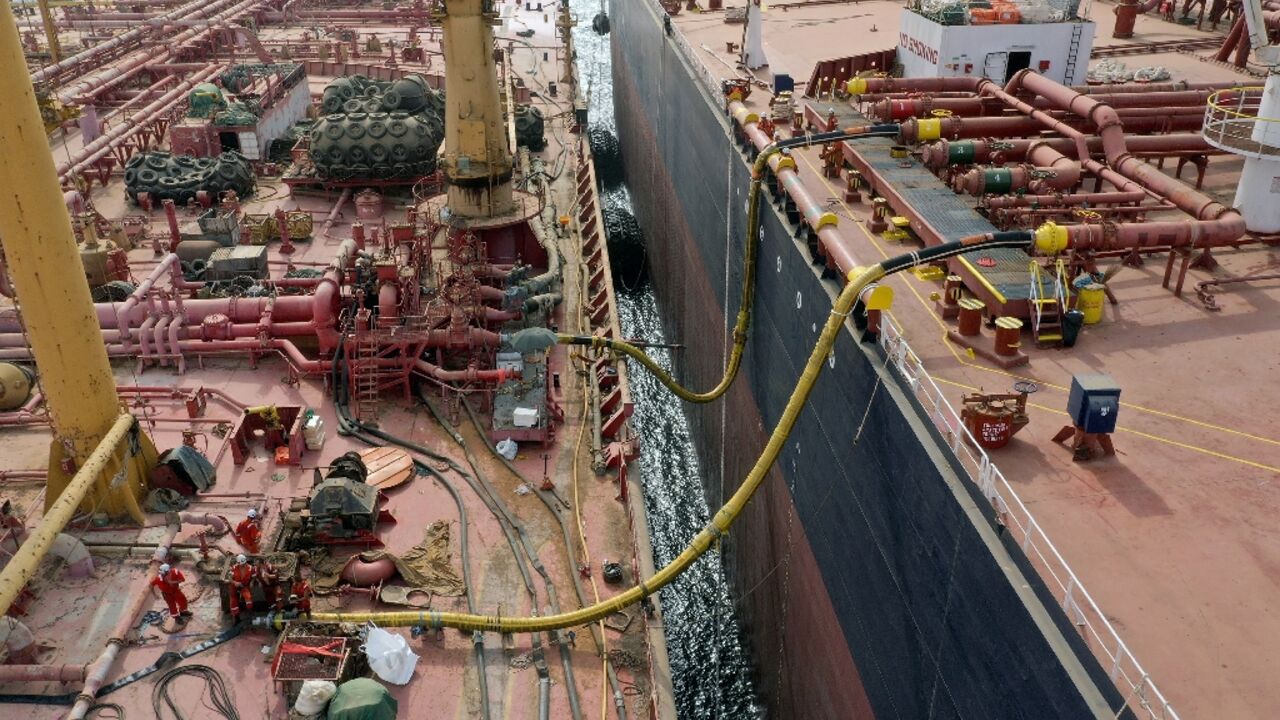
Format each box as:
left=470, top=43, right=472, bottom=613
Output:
left=931, top=375, right=1280, bottom=474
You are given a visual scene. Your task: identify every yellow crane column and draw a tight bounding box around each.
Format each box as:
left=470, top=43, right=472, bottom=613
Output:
left=439, top=0, right=515, bottom=218
left=0, top=0, right=153, bottom=522
left=36, top=0, right=61, bottom=63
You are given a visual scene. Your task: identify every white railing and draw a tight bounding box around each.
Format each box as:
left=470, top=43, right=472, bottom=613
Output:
left=1201, top=87, right=1280, bottom=162
left=877, top=317, right=1179, bottom=720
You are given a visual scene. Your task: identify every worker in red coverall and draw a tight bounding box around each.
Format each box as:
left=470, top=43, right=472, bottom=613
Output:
left=286, top=571, right=311, bottom=615
left=258, top=558, right=283, bottom=610
left=233, top=508, right=262, bottom=554
left=227, top=554, right=257, bottom=621
left=151, top=563, right=191, bottom=623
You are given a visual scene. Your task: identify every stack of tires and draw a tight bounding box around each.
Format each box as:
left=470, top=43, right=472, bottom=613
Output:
left=124, top=151, right=255, bottom=204
left=310, top=74, right=446, bottom=181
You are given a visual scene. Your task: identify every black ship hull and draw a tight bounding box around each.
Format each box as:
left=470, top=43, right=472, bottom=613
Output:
left=609, top=1, right=1131, bottom=718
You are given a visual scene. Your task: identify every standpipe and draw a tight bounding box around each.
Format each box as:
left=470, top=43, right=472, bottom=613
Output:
left=277, top=231, right=1034, bottom=633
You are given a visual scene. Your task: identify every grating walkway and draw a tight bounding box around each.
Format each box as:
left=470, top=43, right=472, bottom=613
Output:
left=852, top=133, right=1033, bottom=301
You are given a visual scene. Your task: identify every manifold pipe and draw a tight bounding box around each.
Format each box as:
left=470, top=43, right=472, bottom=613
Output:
left=899, top=111, right=1206, bottom=143
left=871, top=90, right=1224, bottom=121
left=955, top=143, right=1081, bottom=196
left=0, top=415, right=134, bottom=616
left=920, top=133, right=1217, bottom=168
left=0, top=663, right=86, bottom=683
left=848, top=76, right=1245, bottom=99
left=413, top=359, right=512, bottom=384
left=115, top=254, right=180, bottom=346
left=1005, top=71, right=1245, bottom=242
left=986, top=191, right=1149, bottom=209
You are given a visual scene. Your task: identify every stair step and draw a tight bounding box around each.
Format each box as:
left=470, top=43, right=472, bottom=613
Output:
left=1037, top=332, right=1063, bottom=342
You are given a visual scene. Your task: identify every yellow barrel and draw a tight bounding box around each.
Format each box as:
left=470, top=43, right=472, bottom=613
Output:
left=1078, top=283, right=1105, bottom=325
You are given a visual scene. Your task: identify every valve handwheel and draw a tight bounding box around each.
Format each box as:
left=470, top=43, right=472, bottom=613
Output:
left=1013, top=380, right=1039, bottom=395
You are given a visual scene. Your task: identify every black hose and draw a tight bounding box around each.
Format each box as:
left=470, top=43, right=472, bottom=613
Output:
left=329, top=347, right=495, bottom=720
left=151, top=665, right=238, bottom=720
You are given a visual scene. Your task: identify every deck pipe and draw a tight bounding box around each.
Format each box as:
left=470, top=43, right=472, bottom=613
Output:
left=54, top=0, right=261, bottom=105
left=30, top=0, right=227, bottom=85
left=921, top=134, right=1216, bottom=168
left=954, top=142, right=1082, bottom=195
left=871, top=90, right=1228, bottom=121
left=899, top=111, right=1207, bottom=143
left=56, top=65, right=225, bottom=181
left=729, top=100, right=887, bottom=279
left=848, top=76, right=1247, bottom=99
left=997, top=72, right=1246, bottom=249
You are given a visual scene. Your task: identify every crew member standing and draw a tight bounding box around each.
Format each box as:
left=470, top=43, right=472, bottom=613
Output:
left=286, top=570, right=312, bottom=615
left=227, top=554, right=257, bottom=621
left=234, top=508, right=262, bottom=554
left=151, top=563, right=191, bottom=623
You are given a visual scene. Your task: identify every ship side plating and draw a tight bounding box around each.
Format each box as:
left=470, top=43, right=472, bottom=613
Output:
left=610, top=1, right=1130, bottom=717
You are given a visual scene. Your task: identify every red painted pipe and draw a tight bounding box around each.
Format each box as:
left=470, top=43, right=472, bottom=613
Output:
left=899, top=112, right=1206, bottom=143
left=853, top=77, right=1244, bottom=99
left=413, top=359, right=512, bottom=384
left=985, top=192, right=1150, bottom=209
left=1000, top=72, right=1246, bottom=248
left=872, top=90, right=1228, bottom=121
left=57, top=65, right=225, bottom=181
left=921, top=133, right=1216, bottom=168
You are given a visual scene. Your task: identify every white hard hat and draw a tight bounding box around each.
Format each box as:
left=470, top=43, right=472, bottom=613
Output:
left=236, top=554, right=247, bottom=564
left=159, top=563, right=171, bottom=575
left=247, top=508, right=258, bottom=519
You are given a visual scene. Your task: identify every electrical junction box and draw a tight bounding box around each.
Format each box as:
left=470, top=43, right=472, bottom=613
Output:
left=1067, top=373, right=1120, bottom=434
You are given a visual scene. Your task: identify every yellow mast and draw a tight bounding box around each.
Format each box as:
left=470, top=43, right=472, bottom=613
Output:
left=439, top=0, right=514, bottom=218
left=0, top=0, right=153, bottom=522
left=36, top=0, right=61, bottom=62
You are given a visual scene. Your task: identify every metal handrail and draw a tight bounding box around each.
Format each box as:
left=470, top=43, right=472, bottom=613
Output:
left=1202, top=87, right=1280, bottom=161
left=877, top=318, right=1179, bottom=720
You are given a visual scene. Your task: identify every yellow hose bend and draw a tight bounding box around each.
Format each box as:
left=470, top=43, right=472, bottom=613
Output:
left=287, top=266, right=885, bottom=633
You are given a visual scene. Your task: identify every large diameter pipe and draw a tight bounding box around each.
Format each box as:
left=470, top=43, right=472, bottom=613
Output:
left=66, top=520, right=183, bottom=720
left=899, top=112, right=1206, bottom=143
left=1008, top=71, right=1239, bottom=223
left=0, top=415, right=134, bottom=616
left=871, top=90, right=1227, bottom=121
left=0, top=4, right=154, bottom=521
left=921, top=134, right=1216, bottom=168
left=849, top=76, right=1245, bottom=99
left=57, top=65, right=224, bottom=180
left=0, top=664, right=87, bottom=682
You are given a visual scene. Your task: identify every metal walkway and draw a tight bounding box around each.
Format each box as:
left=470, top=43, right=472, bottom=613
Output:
left=856, top=135, right=1033, bottom=302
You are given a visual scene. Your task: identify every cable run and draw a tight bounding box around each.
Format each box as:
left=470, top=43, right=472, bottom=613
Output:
left=276, top=231, right=1033, bottom=634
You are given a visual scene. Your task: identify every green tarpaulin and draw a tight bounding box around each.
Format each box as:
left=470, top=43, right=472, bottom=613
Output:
left=327, top=678, right=397, bottom=720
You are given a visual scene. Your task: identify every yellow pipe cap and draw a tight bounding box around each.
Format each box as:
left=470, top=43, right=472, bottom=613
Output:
left=1034, top=221, right=1069, bottom=255
left=846, top=77, right=868, bottom=96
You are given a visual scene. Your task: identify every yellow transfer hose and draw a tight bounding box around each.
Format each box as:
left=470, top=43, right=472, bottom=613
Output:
left=281, top=230, right=1033, bottom=633
left=563, top=125, right=899, bottom=403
